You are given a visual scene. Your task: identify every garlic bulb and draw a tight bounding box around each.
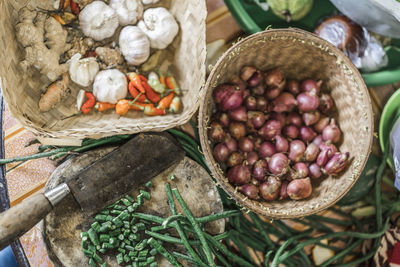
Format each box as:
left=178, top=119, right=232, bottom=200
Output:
left=79, top=1, right=119, bottom=41
left=93, top=69, right=128, bottom=104
left=110, top=0, right=143, bottom=26
left=69, top=53, right=99, bottom=87
left=138, top=7, right=179, bottom=49
left=119, top=26, right=150, bottom=65
left=142, top=0, right=159, bottom=4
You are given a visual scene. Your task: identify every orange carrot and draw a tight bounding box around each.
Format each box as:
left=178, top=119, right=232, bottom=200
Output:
left=157, top=93, right=174, bottom=110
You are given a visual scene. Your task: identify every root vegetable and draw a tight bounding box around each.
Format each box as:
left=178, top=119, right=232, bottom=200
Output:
left=269, top=112, right=286, bottom=127
left=248, top=71, right=263, bottom=87
left=271, top=92, right=297, bottom=112
left=258, top=141, right=276, bottom=158
left=229, top=122, right=247, bottom=140
left=231, top=75, right=246, bottom=92
left=227, top=165, right=251, bottom=185
left=258, top=120, right=282, bottom=140
left=39, top=73, right=70, bottom=112
left=245, top=96, right=257, bottom=111
left=256, top=96, right=268, bottom=111
left=253, top=159, right=268, bottom=180
left=248, top=111, right=266, bottom=129
left=224, top=135, right=238, bottom=153
left=304, top=143, right=320, bottom=162
left=323, top=152, right=349, bottom=175
left=260, top=176, right=282, bottom=201
left=265, top=87, right=281, bottom=100
left=300, top=126, right=317, bottom=142
left=227, top=152, right=244, bottom=167
left=322, top=119, right=341, bottom=143
left=287, top=112, right=302, bottom=127
left=301, top=79, right=321, bottom=94
left=264, top=67, right=285, bottom=90
left=16, top=8, right=70, bottom=81
left=228, top=106, right=247, bottom=122
left=213, top=143, right=229, bottom=163
left=240, top=66, right=257, bottom=82
left=288, top=140, right=306, bottom=162
left=313, top=135, right=324, bottom=146
left=251, top=84, right=265, bottom=96
left=297, top=89, right=320, bottom=112
left=239, top=184, right=259, bottom=200
left=239, top=137, right=254, bottom=152
left=119, top=26, right=150, bottom=65
left=279, top=180, right=289, bottom=200
left=319, top=93, right=334, bottom=113
left=209, top=121, right=226, bottom=142
left=213, top=84, right=243, bottom=111
left=218, top=113, right=230, bottom=128
left=287, top=177, right=312, bottom=200
left=314, top=116, right=330, bottom=133
left=268, top=153, right=289, bottom=175
left=286, top=79, right=300, bottom=95
left=292, top=162, right=309, bottom=179
left=283, top=125, right=299, bottom=139
left=302, top=110, right=320, bottom=126
left=95, top=47, right=124, bottom=67
left=275, top=135, right=289, bottom=153
left=245, top=151, right=259, bottom=166
left=309, top=163, right=322, bottom=179
left=93, top=69, right=128, bottom=104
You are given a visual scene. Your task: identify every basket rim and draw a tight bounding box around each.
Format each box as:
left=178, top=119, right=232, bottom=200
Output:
left=199, top=28, right=374, bottom=219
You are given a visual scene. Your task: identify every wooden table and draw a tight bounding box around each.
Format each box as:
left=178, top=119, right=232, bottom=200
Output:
left=1, top=1, right=399, bottom=265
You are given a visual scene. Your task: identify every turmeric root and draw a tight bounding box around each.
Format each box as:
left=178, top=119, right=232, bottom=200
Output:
left=39, top=73, right=70, bottom=112
left=15, top=8, right=70, bottom=82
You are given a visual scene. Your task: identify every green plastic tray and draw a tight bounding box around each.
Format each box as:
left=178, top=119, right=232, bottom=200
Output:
left=224, top=0, right=400, bottom=87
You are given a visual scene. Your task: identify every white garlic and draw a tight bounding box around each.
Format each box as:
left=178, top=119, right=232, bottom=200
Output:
left=69, top=53, right=100, bottom=87
left=79, top=1, right=119, bottom=41
left=93, top=69, right=128, bottom=104
left=110, top=0, right=143, bottom=26
left=141, top=0, right=159, bottom=4
left=138, top=7, right=179, bottom=49
left=119, top=26, right=150, bottom=65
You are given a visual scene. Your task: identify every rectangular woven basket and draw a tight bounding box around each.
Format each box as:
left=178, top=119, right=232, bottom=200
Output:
left=0, top=0, right=206, bottom=141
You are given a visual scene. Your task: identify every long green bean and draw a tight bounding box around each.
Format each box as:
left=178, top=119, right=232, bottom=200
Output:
left=172, top=188, right=215, bottom=267
left=248, top=213, right=275, bottom=248
left=320, top=239, right=363, bottom=267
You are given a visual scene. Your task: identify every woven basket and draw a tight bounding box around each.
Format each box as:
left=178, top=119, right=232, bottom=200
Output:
left=199, top=29, right=374, bottom=219
left=0, top=0, right=206, bottom=141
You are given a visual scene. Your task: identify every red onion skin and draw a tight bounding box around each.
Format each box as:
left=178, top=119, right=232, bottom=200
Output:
left=275, top=135, right=289, bottom=153
left=231, top=75, right=246, bottom=92
left=319, top=93, right=334, bottom=113
left=258, top=120, right=282, bottom=140
left=229, top=122, right=247, bottom=140
left=213, top=84, right=232, bottom=105
left=271, top=92, right=297, bottom=113
left=297, top=89, right=320, bottom=112
left=260, top=176, right=282, bottom=201
left=209, top=121, right=226, bottom=142
left=245, top=96, right=257, bottom=111
left=218, top=113, right=230, bottom=128
left=256, top=97, right=268, bottom=112
left=239, top=184, right=259, bottom=200
left=248, top=71, right=263, bottom=87
left=251, top=84, right=265, bottom=95
left=238, top=137, right=254, bottom=152
left=224, top=134, right=238, bottom=153
left=227, top=152, right=244, bottom=167
left=213, top=84, right=243, bottom=111
left=301, top=79, right=320, bottom=94
left=245, top=151, right=259, bottom=166
left=268, top=153, right=289, bottom=176
left=300, top=126, right=317, bottom=142
left=286, top=79, right=300, bottom=95
left=302, top=111, right=320, bottom=126
left=258, top=141, right=276, bottom=158
left=304, top=143, right=320, bottom=162
left=248, top=111, right=266, bottom=129
left=319, top=143, right=338, bottom=158
left=288, top=140, right=306, bottom=162
left=240, top=66, right=257, bottom=82
left=312, top=135, right=324, bottom=146
left=213, top=143, right=229, bottom=163
left=323, top=152, right=349, bottom=175
left=283, top=125, right=299, bottom=139
left=287, top=177, right=312, bottom=200
left=287, top=112, right=302, bottom=127
left=279, top=181, right=289, bottom=200
left=228, top=106, right=248, bottom=122
left=253, top=159, right=268, bottom=180
left=265, top=88, right=281, bottom=100
left=316, top=147, right=331, bottom=167
left=227, top=164, right=251, bottom=185
left=292, top=162, right=309, bottom=179
left=264, top=68, right=286, bottom=90
left=322, top=119, right=341, bottom=143
left=309, top=163, right=322, bottom=179
left=269, top=112, right=286, bottom=127
left=314, top=116, right=330, bottom=133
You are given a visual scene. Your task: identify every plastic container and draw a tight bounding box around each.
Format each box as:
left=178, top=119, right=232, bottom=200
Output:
left=224, top=0, right=400, bottom=87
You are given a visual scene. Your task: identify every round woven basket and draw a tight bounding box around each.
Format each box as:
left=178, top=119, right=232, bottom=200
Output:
left=0, top=0, right=206, bottom=141
left=199, top=29, right=374, bottom=219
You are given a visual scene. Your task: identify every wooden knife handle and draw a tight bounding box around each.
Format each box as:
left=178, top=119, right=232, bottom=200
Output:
left=0, top=193, right=52, bottom=250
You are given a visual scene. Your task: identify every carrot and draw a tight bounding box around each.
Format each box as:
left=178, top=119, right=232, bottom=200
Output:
left=157, top=93, right=174, bottom=110
left=81, top=92, right=96, bottom=114
left=128, top=82, right=147, bottom=102
left=127, top=73, right=145, bottom=93
left=116, top=99, right=130, bottom=115
left=95, top=102, right=115, bottom=112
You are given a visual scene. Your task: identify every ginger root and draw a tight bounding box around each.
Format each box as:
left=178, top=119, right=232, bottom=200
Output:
left=95, top=47, right=124, bottom=69
left=16, top=8, right=70, bottom=82
left=66, top=37, right=95, bottom=59
left=39, top=73, right=70, bottom=112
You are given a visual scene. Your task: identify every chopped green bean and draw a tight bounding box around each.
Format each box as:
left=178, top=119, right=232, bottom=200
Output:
left=147, top=238, right=182, bottom=267
left=82, top=249, right=93, bottom=257
left=127, top=206, right=134, bottom=213
left=81, top=236, right=88, bottom=249
left=99, top=234, right=110, bottom=243
left=126, top=245, right=135, bottom=251
left=111, top=210, right=122, bottom=215
left=118, top=248, right=126, bottom=254
left=124, top=239, right=132, bottom=246
left=138, top=249, right=149, bottom=257
left=102, top=243, right=113, bottom=249
left=135, top=239, right=148, bottom=251
left=98, top=248, right=106, bottom=254
left=149, top=262, right=157, bottom=267
left=100, top=262, right=108, bottom=267
left=92, top=252, right=102, bottom=264
left=131, top=203, right=140, bottom=211
left=129, top=233, right=139, bottom=241
left=116, top=253, right=124, bottom=265
left=109, top=229, right=121, bottom=237
left=99, top=222, right=112, bottom=233
left=100, top=209, right=109, bottom=215
left=124, top=229, right=131, bottom=237
left=120, top=242, right=126, bottom=249
left=88, top=229, right=100, bottom=246
left=139, top=190, right=151, bottom=200
left=113, top=205, right=125, bottom=211
left=124, top=254, right=130, bottom=263
left=91, top=221, right=101, bottom=232
left=150, top=248, right=157, bottom=256
left=138, top=262, right=148, bottom=267
left=95, top=215, right=107, bottom=222
left=147, top=256, right=155, bottom=263
left=109, top=237, right=117, bottom=246
left=80, top=232, right=89, bottom=238
left=112, top=217, right=123, bottom=227
left=121, top=198, right=132, bottom=206
left=106, top=215, right=114, bottom=221
left=129, top=251, right=137, bottom=257
left=88, top=258, right=96, bottom=267
left=118, top=211, right=130, bottom=221
left=145, top=181, right=152, bottom=188
left=118, top=234, right=124, bottom=241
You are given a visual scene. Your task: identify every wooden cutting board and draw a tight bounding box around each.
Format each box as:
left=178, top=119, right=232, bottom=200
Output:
left=41, top=147, right=224, bottom=266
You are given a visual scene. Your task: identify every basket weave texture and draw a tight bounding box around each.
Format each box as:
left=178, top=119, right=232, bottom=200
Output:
left=0, top=0, right=206, bottom=140
left=199, top=29, right=374, bottom=219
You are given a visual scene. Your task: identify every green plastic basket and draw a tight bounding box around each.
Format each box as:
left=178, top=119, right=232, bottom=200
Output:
left=224, top=0, right=400, bottom=87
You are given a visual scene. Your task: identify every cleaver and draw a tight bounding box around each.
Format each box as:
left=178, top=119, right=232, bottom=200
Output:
left=0, top=132, right=184, bottom=250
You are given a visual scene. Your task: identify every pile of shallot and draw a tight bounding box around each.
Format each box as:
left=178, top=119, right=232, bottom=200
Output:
left=210, top=66, right=349, bottom=201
